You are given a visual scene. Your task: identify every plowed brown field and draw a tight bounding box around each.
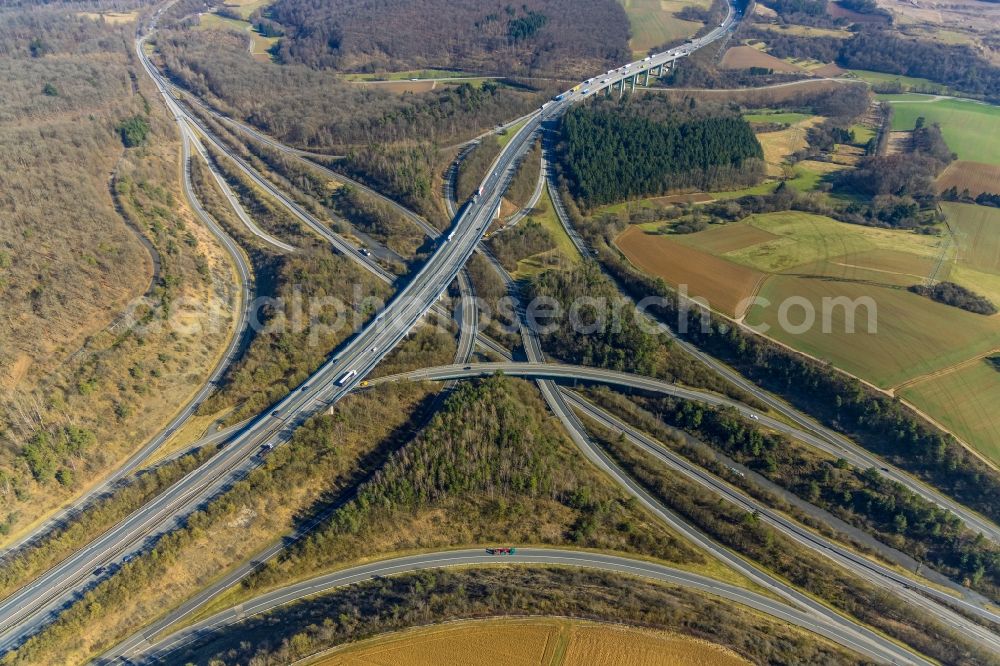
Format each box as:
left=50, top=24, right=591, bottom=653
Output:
left=936, top=161, right=1000, bottom=197
left=615, top=226, right=769, bottom=317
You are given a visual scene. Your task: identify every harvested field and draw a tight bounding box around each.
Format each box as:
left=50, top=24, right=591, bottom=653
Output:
left=758, top=23, right=851, bottom=38
left=78, top=11, right=138, bottom=23
left=797, top=159, right=850, bottom=174
left=314, top=618, right=749, bottom=666
left=674, top=220, right=780, bottom=254
left=616, top=225, right=769, bottom=317
left=830, top=144, right=865, bottom=166
left=754, top=3, right=778, bottom=18
left=720, top=46, right=803, bottom=72
left=936, top=161, right=1000, bottom=197
left=563, top=623, right=749, bottom=665
left=755, top=117, right=818, bottom=174
left=885, top=131, right=911, bottom=156
left=827, top=0, right=889, bottom=22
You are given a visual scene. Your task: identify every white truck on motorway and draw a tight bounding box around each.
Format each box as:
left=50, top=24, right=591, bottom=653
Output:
left=336, top=369, right=357, bottom=386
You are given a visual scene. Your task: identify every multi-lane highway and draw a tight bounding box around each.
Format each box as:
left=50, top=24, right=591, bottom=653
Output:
left=0, top=7, right=559, bottom=646
left=110, top=549, right=921, bottom=665
left=0, top=122, right=257, bottom=560
left=442, top=221, right=939, bottom=663
left=7, top=0, right=995, bottom=661
left=537, top=129, right=1000, bottom=546
left=561, top=390, right=1000, bottom=642
left=372, top=363, right=1000, bottom=619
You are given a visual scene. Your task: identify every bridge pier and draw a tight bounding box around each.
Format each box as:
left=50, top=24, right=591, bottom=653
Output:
left=644, top=69, right=650, bottom=86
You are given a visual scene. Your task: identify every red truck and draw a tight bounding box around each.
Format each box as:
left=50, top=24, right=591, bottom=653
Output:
left=486, top=547, right=516, bottom=555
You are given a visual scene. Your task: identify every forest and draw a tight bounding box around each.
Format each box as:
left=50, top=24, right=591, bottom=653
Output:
left=266, top=0, right=631, bottom=76
left=909, top=282, right=998, bottom=315
left=661, top=400, right=1000, bottom=596
left=745, top=23, right=1000, bottom=102
left=837, top=121, right=953, bottom=200
left=841, top=30, right=1000, bottom=101
left=179, top=568, right=859, bottom=666
left=555, top=97, right=764, bottom=208
left=156, top=31, right=546, bottom=149
left=250, top=375, right=700, bottom=587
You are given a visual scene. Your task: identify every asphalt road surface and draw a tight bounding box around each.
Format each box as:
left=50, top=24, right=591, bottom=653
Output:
left=108, top=549, right=921, bottom=665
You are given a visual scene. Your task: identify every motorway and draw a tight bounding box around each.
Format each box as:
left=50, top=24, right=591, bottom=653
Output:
left=0, top=121, right=258, bottom=559
left=4, top=1, right=993, bottom=662
left=115, top=549, right=918, bottom=665
left=372, top=364, right=1000, bottom=621
left=436, top=208, right=941, bottom=664
left=538, top=131, right=1000, bottom=547
left=562, top=390, right=1000, bottom=643
left=0, top=2, right=561, bottom=645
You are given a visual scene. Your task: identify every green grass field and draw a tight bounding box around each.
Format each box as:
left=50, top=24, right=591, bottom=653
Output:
left=759, top=23, right=851, bottom=39
left=710, top=164, right=826, bottom=200
left=850, top=123, right=875, bottom=144
left=745, top=273, right=1000, bottom=387
left=607, top=202, right=1000, bottom=461
left=849, top=70, right=951, bottom=94
left=944, top=202, right=1000, bottom=273
left=197, top=12, right=278, bottom=59
left=620, top=0, right=707, bottom=55
left=662, top=211, right=1000, bottom=388
left=513, top=189, right=581, bottom=278
left=884, top=96, right=1000, bottom=166
left=722, top=211, right=940, bottom=273
left=901, top=359, right=1000, bottom=464
left=221, top=0, right=271, bottom=20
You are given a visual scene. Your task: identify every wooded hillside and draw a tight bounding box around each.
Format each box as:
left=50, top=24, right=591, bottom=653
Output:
left=157, top=30, right=544, bottom=148
left=267, top=0, right=631, bottom=76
